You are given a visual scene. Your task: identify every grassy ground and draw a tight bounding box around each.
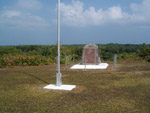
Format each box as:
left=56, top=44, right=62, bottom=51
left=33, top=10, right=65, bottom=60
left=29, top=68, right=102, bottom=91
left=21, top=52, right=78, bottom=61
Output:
left=0, top=61, right=150, bottom=113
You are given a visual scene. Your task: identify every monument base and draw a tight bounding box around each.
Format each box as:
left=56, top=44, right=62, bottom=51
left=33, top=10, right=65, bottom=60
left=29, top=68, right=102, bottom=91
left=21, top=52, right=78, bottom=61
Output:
left=44, top=84, right=76, bottom=91
left=71, top=63, right=109, bottom=69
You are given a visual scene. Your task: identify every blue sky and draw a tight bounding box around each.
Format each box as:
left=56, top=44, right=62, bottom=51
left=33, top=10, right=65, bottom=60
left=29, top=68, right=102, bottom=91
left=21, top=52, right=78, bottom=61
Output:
left=0, top=0, right=150, bottom=45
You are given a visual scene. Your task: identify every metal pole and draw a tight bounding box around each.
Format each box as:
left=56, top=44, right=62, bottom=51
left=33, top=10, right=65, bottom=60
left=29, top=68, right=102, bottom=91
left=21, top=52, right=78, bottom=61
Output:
left=65, top=55, right=67, bottom=69
left=73, top=54, right=74, bottom=64
left=56, top=57, right=58, bottom=70
left=84, top=56, right=86, bottom=70
left=114, top=54, right=117, bottom=70
left=56, top=0, right=62, bottom=86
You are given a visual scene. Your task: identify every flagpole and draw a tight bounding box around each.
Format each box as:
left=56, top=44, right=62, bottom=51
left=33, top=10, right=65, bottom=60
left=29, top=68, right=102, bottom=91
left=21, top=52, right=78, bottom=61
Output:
left=44, top=0, right=75, bottom=90
left=56, top=0, right=62, bottom=86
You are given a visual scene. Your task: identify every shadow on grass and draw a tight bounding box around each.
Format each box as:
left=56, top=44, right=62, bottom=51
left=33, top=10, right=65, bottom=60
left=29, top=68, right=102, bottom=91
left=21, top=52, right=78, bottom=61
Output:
left=21, top=71, right=50, bottom=84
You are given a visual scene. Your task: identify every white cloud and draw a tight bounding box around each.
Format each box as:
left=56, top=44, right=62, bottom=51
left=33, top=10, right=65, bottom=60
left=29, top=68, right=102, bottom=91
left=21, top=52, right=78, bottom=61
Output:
left=60, top=1, right=128, bottom=27
left=0, top=0, right=49, bottom=30
left=17, top=0, right=43, bottom=10
left=131, top=0, right=150, bottom=13
left=1, top=0, right=150, bottom=29
left=130, top=0, right=150, bottom=23
left=60, top=1, right=86, bottom=26
left=60, top=0, right=150, bottom=27
left=0, top=10, right=49, bottom=29
left=108, top=7, right=123, bottom=19
left=1, top=10, right=21, bottom=18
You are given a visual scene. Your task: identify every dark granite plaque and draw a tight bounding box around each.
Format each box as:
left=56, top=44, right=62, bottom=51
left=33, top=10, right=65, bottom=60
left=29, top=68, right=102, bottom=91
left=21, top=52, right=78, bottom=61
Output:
left=81, top=43, right=101, bottom=65
left=84, top=48, right=95, bottom=64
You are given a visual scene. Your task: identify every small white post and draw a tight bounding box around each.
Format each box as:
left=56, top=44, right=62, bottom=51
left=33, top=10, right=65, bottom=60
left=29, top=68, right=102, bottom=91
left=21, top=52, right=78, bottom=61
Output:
left=84, top=56, right=86, bottom=70
left=73, top=54, right=74, bottom=64
left=65, top=55, right=67, bottom=69
left=114, top=54, right=117, bottom=70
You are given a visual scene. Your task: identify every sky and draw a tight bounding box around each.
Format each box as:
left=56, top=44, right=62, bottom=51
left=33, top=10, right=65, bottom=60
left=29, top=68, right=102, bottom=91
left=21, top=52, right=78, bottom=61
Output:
left=0, top=0, right=150, bottom=45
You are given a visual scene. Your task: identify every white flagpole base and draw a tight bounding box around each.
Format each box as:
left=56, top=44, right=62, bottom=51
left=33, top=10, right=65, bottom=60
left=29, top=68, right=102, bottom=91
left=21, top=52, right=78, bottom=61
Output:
left=44, top=84, right=76, bottom=91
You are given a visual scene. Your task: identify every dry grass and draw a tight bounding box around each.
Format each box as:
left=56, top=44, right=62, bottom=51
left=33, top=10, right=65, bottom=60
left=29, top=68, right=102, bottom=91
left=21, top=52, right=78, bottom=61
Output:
left=0, top=61, right=150, bottom=113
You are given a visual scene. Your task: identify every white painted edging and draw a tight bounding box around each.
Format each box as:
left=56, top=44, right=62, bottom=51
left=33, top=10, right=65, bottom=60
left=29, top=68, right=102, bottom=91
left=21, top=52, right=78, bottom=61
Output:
left=44, top=84, right=76, bottom=91
left=70, top=63, right=109, bottom=69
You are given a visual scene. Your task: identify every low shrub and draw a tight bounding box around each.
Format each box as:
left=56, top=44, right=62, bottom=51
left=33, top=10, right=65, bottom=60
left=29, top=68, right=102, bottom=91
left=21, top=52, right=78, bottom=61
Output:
left=0, top=55, right=53, bottom=67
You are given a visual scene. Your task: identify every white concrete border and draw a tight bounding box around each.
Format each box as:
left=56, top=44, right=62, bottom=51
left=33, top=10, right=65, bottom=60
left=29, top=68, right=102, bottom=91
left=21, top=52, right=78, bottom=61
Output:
left=70, top=63, right=109, bottom=69
left=44, top=84, right=76, bottom=91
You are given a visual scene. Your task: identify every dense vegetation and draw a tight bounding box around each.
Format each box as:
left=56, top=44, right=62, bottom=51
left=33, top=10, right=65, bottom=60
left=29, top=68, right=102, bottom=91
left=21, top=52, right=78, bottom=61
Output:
left=0, top=43, right=150, bottom=67
left=139, top=43, right=150, bottom=62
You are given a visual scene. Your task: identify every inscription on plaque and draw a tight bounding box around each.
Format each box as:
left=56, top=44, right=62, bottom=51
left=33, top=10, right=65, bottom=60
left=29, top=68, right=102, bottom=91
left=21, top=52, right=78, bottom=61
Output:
left=84, top=48, right=95, bottom=64
left=81, top=43, right=101, bottom=65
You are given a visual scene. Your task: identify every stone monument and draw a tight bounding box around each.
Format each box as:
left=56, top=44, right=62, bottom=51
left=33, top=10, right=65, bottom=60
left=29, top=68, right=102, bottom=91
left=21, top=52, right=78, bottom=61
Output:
left=71, top=43, right=109, bottom=70
left=81, top=43, right=101, bottom=65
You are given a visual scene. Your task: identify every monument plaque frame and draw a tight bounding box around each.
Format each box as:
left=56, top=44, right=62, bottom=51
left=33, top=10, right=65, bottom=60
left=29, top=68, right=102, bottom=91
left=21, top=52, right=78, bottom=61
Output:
left=81, top=43, right=101, bottom=65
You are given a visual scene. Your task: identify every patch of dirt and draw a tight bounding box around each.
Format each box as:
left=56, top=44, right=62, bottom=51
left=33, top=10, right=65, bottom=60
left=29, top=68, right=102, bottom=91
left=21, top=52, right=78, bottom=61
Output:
left=62, top=74, right=70, bottom=77
left=71, top=86, right=86, bottom=94
left=29, top=84, right=52, bottom=94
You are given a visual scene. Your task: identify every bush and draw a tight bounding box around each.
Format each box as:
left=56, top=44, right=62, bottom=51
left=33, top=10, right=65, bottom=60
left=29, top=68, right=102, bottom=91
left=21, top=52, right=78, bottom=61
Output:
left=0, top=55, right=53, bottom=67
left=118, top=53, right=142, bottom=61
left=139, top=43, right=150, bottom=62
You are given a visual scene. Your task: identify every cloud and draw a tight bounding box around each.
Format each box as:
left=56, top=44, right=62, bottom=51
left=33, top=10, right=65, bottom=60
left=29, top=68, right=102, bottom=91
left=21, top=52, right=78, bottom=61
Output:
left=17, top=0, right=43, bottom=10
left=1, top=10, right=21, bottom=18
left=130, top=0, right=150, bottom=22
left=130, top=0, right=150, bottom=13
left=60, top=1, right=86, bottom=26
left=0, top=10, right=49, bottom=29
left=60, top=1, right=128, bottom=27
left=1, top=0, right=150, bottom=29
left=0, top=0, right=49, bottom=30
left=60, top=0, right=150, bottom=27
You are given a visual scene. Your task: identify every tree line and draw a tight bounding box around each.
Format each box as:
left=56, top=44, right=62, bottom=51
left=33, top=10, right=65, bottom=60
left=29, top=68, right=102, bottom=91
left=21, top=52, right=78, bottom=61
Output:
left=0, top=43, right=149, bottom=67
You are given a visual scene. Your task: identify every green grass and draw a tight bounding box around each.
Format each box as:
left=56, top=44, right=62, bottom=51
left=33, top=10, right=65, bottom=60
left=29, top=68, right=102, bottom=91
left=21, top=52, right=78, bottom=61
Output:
left=0, top=62, right=150, bottom=113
